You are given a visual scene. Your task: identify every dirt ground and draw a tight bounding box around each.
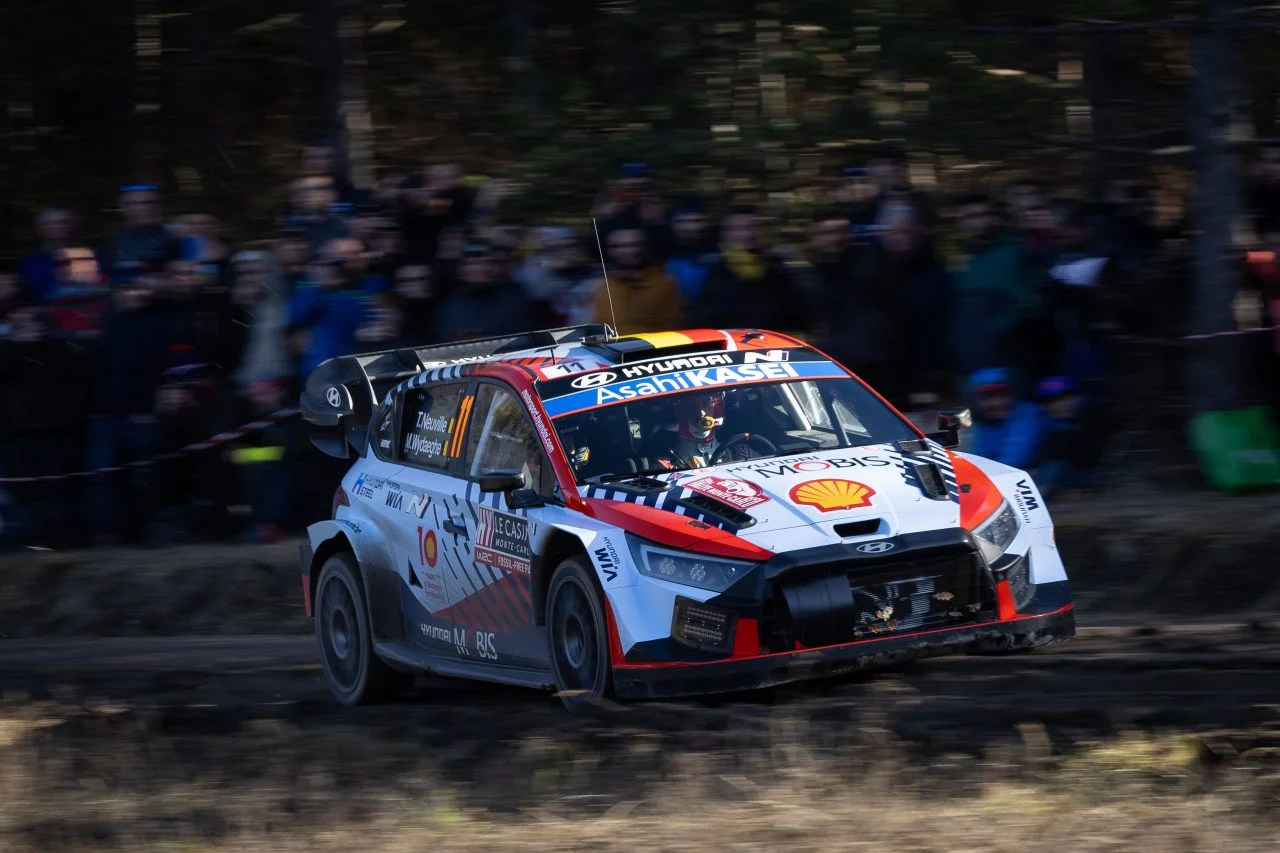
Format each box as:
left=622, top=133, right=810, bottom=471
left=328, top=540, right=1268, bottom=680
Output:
left=1, top=492, right=1279, bottom=851
left=1, top=624, right=1278, bottom=851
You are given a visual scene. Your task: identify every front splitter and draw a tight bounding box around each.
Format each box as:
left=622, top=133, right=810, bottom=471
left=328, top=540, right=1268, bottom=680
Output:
left=611, top=604, right=1075, bottom=699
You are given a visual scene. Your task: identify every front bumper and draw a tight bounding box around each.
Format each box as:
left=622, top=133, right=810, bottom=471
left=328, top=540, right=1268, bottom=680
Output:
left=612, top=602, right=1074, bottom=699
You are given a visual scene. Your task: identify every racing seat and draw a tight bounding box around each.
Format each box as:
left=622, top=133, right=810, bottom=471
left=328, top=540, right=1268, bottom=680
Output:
left=720, top=386, right=790, bottom=449
left=574, top=409, right=645, bottom=479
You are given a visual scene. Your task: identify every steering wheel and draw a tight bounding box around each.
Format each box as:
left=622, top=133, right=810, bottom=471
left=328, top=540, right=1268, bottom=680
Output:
left=710, top=433, right=778, bottom=465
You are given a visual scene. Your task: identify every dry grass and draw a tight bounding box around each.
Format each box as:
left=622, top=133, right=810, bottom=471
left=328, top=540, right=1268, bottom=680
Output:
left=1, top=694, right=1277, bottom=853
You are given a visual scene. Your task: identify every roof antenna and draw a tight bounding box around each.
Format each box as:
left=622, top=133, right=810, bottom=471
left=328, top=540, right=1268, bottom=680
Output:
left=592, top=217, right=618, bottom=340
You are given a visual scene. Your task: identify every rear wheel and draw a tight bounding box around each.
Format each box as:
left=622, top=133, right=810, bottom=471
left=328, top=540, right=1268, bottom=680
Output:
left=315, top=552, right=413, bottom=705
left=547, top=557, right=612, bottom=709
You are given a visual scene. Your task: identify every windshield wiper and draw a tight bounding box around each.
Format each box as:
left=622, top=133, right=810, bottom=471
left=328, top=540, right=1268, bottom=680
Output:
left=584, top=466, right=693, bottom=484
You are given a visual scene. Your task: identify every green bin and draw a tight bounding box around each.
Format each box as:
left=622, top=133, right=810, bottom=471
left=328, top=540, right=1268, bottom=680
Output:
left=1188, top=406, right=1280, bottom=492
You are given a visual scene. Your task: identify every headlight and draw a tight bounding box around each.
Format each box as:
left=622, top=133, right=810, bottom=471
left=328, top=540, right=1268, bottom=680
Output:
left=973, top=500, right=1019, bottom=563
left=626, top=536, right=756, bottom=593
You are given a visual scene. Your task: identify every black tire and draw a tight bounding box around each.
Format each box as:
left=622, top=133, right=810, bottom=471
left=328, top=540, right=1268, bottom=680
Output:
left=546, top=557, right=613, bottom=709
left=314, top=552, right=413, bottom=705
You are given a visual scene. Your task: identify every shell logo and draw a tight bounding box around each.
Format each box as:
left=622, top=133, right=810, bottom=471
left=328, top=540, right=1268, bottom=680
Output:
left=789, top=479, right=876, bottom=512
left=420, top=527, right=438, bottom=568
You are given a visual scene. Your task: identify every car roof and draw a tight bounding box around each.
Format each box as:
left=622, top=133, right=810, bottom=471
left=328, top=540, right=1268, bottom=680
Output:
left=301, top=325, right=837, bottom=461
left=479, top=328, right=811, bottom=372
left=387, top=326, right=822, bottom=400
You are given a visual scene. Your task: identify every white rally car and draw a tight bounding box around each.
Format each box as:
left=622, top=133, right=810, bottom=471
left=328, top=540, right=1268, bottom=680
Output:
left=298, top=324, right=1074, bottom=707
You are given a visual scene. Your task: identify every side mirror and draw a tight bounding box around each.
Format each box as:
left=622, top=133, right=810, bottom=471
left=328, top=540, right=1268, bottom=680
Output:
left=937, top=408, right=973, bottom=431
left=478, top=469, right=546, bottom=509
left=926, top=408, right=972, bottom=449
left=478, top=470, right=526, bottom=493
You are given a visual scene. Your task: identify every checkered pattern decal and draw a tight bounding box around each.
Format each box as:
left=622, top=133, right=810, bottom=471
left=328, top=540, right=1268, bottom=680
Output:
left=883, top=439, right=959, bottom=502
left=579, top=481, right=747, bottom=531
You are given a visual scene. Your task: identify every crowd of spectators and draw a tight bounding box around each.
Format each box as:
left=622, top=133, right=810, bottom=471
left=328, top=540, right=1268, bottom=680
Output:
left=0, top=141, right=1272, bottom=549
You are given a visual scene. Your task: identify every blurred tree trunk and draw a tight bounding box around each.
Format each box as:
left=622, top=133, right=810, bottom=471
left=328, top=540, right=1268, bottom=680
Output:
left=338, top=0, right=375, bottom=190
left=508, top=0, right=540, bottom=126
left=305, top=0, right=375, bottom=189
left=1082, top=36, right=1117, bottom=198
left=0, top=1, right=14, bottom=256
left=132, top=0, right=162, bottom=183
left=306, top=0, right=344, bottom=139
left=1188, top=0, right=1242, bottom=413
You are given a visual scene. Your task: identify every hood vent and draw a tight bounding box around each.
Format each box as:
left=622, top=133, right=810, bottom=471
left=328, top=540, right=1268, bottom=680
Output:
left=912, top=461, right=950, bottom=500
left=611, top=477, right=672, bottom=494
left=834, top=518, right=880, bottom=538
left=674, top=493, right=758, bottom=531
left=896, top=439, right=930, bottom=455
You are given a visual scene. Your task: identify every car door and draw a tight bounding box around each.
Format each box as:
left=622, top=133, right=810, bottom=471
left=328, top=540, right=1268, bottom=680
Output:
left=391, top=379, right=478, bottom=659
left=450, top=379, right=559, bottom=670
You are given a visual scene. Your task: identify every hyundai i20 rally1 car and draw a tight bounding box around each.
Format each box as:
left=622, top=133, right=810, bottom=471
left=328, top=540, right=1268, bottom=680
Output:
left=298, top=324, right=1074, bottom=707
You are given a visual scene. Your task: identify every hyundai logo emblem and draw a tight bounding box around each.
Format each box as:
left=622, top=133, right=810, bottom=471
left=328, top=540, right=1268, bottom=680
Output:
left=856, top=541, right=895, bottom=554
left=326, top=386, right=343, bottom=408
left=570, top=370, right=618, bottom=389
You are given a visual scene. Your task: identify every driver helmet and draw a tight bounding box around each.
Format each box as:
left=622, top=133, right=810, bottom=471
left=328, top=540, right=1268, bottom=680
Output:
left=678, top=392, right=724, bottom=442
left=560, top=427, right=591, bottom=472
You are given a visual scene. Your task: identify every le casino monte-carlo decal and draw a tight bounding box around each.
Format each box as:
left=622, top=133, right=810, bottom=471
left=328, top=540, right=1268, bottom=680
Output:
left=475, top=507, right=532, bottom=576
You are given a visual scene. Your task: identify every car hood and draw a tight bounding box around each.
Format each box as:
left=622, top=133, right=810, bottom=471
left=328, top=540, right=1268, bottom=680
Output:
left=580, top=442, right=965, bottom=555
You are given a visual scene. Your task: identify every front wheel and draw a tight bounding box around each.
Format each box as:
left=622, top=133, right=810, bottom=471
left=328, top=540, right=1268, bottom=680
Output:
left=546, top=557, right=613, bottom=709
left=314, top=552, right=413, bottom=705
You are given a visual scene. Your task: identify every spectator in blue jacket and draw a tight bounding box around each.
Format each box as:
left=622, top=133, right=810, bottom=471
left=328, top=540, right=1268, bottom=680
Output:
left=966, top=368, right=1043, bottom=470
left=1033, top=375, right=1111, bottom=498
left=103, top=185, right=183, bottom=284
left=18, top=208, right=76, bottom=304
left=287, top=237, right=387, bottom=376
left=664, top=200, right=717, bottom=305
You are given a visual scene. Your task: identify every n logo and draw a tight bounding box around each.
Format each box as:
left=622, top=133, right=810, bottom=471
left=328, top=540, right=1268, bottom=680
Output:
left=744, top=349, right=790, bottom=364
left=406, top=492, right=431, bottom=518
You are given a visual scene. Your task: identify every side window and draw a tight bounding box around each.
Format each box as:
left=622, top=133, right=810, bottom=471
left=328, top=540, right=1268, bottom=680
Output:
left=370, top=398, right=398, bottom=460
left=465, top=384, right=554, bottom=497
left=401, top=383, right=469, bottom=470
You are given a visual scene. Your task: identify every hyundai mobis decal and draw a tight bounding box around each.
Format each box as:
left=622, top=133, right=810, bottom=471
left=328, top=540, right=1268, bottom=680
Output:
left=536, top=349, right=848, bottom=417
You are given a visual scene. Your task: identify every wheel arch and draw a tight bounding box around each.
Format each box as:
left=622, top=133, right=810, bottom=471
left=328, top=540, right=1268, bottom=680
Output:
left=304, top=519, right=405, bottom=641
left=531, top=527, right=592, bottom=626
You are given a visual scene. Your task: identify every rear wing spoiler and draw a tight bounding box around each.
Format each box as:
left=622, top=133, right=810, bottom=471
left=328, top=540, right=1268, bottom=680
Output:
left=300, top=324, right=616, bottom=458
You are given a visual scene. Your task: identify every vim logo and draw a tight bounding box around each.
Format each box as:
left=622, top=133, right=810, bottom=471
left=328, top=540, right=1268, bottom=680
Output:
left=593, top=546, right=618, bottom=582
left=1015, top=479, right=1040, bottom=512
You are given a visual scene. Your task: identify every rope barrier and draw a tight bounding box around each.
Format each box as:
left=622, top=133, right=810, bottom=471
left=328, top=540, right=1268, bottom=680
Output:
left=0, top=409, right=300, bottom=485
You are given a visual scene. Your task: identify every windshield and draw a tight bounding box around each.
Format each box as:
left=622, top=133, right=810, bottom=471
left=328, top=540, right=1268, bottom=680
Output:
left=539, top=357, right=918, bottom=482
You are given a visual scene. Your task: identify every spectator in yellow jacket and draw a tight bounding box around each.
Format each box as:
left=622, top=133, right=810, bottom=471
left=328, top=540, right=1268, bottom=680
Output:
left=592, top=227, right=684, bottom=334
